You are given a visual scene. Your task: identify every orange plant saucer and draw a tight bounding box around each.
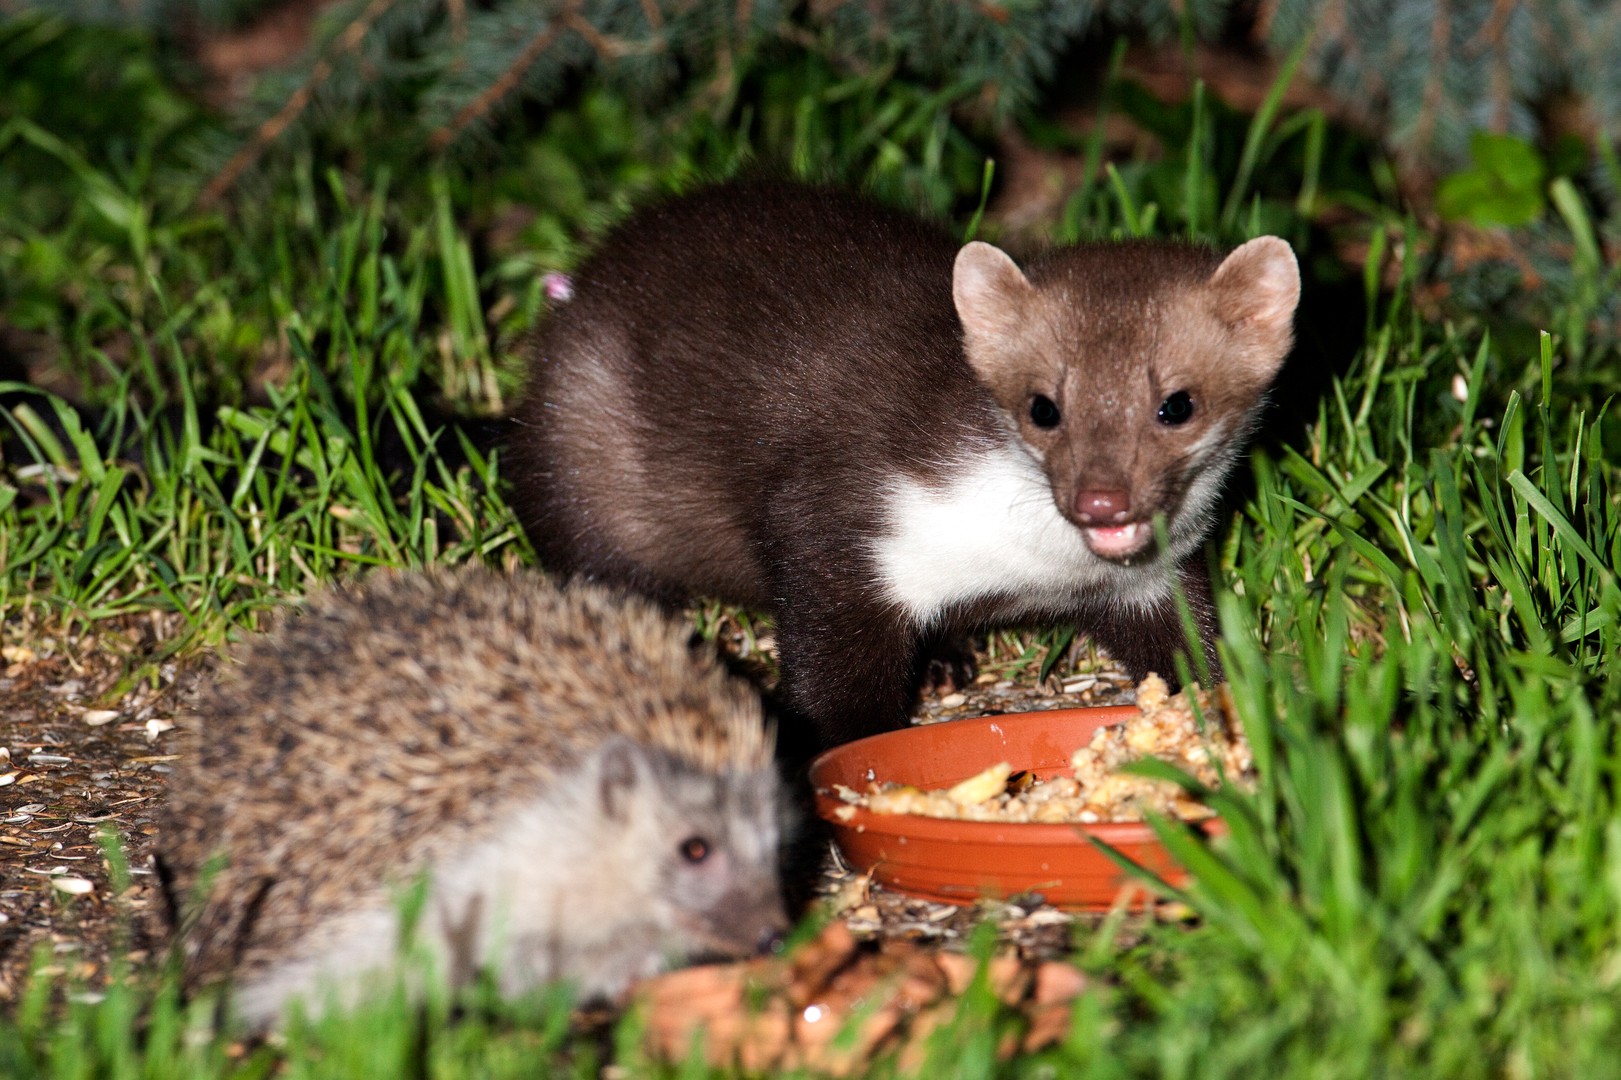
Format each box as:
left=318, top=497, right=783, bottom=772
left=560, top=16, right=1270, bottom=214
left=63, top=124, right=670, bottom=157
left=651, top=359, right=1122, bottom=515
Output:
left=809, top=706, right=1219, bottom=911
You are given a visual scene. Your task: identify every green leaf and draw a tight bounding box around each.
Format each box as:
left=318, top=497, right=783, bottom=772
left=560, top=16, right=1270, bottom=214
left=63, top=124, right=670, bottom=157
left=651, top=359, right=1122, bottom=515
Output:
left=1435, top=132, right=1546, bottom=227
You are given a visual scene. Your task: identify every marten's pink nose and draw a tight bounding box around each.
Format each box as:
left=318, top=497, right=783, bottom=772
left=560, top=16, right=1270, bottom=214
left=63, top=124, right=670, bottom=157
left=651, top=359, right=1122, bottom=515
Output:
left=1074, top=489, right=1131, bottom=524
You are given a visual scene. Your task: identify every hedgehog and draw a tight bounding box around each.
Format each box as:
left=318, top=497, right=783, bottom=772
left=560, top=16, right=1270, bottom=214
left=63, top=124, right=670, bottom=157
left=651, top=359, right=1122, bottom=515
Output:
left=155, top=566, right=787, bottom=1032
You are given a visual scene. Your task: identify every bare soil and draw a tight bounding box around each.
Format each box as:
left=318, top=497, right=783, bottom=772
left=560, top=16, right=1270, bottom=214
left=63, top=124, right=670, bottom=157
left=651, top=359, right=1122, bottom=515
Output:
left=0, top=613, right=198, bottom=1001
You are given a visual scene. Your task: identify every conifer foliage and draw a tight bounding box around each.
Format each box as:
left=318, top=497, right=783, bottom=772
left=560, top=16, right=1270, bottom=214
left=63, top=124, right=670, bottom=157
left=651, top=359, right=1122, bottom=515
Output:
left=11, top=0, right=1104, bottom=201
left=9, top=0, right=1621, bottom=184
left=1266, top=0, right=1621, bottom=168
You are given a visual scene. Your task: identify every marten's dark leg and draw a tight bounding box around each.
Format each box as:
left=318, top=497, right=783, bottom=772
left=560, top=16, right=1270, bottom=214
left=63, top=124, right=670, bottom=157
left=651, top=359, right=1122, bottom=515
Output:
left=769, top=567, right=919, bottom=756
left=1082, top=560, right=1222, bottom=688
left=918, top=636, right=979, bottom=696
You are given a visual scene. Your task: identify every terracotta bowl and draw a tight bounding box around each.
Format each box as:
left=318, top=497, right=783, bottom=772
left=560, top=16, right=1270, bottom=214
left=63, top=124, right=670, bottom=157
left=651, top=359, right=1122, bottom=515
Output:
left=809, top=706, right=1219, bottom=911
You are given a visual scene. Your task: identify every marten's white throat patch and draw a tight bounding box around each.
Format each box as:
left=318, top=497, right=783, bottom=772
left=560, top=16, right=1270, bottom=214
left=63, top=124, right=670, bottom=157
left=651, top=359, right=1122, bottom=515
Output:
left=871, top=444, right=1177, bottom=624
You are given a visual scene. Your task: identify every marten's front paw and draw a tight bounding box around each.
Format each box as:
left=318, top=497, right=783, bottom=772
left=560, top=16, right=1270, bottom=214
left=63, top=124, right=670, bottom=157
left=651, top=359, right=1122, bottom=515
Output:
left=919, top=639, right=978, bottom=696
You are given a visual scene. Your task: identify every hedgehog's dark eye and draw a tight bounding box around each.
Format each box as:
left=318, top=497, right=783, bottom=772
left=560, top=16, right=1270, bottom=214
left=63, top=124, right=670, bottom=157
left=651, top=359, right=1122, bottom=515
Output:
left=1029, top=394, right=1061, bottom=429
left=1157, top=391, right=1195, bottom=426
left=679, top=836, right=711, bottom=863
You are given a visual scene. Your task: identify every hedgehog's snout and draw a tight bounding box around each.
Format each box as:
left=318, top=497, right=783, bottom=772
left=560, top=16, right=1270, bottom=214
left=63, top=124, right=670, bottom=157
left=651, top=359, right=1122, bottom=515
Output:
left=755, top=923, right=786, bottom=957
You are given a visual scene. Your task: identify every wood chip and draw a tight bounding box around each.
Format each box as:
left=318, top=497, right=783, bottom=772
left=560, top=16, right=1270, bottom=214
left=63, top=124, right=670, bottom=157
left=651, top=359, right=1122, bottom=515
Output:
left=637, top=922, right=1087, bottom=1073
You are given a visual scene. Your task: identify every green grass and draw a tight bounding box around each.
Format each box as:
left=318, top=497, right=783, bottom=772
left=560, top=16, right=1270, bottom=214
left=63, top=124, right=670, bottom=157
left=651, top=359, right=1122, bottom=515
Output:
left=0, top=176, right=525, bottom=649
left=4, top=12, right=1621, bottom=1078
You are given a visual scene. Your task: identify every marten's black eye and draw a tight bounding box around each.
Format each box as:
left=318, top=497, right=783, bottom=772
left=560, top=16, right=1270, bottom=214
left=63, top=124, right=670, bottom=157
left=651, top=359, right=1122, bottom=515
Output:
left=1157, top=391, right=1195, bottom=426
left=1029, top=394, right=1061, bottom=429
left=679, top=836, right=711, bottom=863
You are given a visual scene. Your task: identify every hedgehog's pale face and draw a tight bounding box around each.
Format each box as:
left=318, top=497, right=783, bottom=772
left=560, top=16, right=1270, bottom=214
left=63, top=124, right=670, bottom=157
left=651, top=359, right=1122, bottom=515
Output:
left=433, top=739, right=787, bottom=1007
left=622, top=749, right=787, bottom=960
left=651, top=763, right=787, bottom=962
left=581, top=739, right=788, bottom=976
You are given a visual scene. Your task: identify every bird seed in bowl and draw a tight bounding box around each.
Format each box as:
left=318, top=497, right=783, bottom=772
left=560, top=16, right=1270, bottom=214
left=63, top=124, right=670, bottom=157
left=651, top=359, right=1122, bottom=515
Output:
left=832, top=676, right=1253, bottom=824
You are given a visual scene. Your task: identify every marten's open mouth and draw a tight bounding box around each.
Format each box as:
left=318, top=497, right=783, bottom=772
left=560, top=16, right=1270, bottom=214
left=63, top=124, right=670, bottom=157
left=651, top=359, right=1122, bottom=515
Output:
left=1083, top=521, right=1152, bottom=560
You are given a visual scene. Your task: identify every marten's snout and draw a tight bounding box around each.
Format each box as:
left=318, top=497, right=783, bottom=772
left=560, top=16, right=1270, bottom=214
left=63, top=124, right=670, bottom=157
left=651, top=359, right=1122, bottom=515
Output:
left=1073, top=487, right=1154, bottom=561
left=1074, top=488, right=1132, bottom=525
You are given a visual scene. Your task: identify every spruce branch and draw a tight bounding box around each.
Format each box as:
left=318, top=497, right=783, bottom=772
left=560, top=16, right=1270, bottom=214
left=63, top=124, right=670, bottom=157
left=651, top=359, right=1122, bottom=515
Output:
left=1413, top=0, right=1453, bottom=159
left=1468, top=0, right=1518, bottom=50
left=29, top=0, right=1621, bottom=173
left=200, top=0, right=401, bottom=205
left=1466, top=0, right=1518, bottom=133
left=562, top=8, right=665, bottom=61
left=427, top=14, right=568, bottom=152
left=1485, top=4, right=1512, bottom=132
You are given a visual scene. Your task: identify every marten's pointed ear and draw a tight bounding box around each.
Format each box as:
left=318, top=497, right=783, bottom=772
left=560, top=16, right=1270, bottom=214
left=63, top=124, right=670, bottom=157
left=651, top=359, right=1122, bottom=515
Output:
left=954, top=242, right=1032, bottom=346
left=1209, top=237, right=1300, bottom=370
left=596, top=740, right=648, bottom=822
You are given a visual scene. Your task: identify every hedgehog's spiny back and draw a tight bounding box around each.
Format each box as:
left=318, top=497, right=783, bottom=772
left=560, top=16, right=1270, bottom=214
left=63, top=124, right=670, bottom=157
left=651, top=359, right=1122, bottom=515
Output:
left=160, top=566, right=773, bottom=989
left=504, top=574, right=774, bottom=774
left=205, top=565, right=770, bottom=776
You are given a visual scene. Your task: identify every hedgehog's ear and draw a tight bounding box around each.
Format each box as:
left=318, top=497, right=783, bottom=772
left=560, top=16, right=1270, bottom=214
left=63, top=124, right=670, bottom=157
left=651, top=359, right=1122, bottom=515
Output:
left=596, top=739, right=649, bottom=822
